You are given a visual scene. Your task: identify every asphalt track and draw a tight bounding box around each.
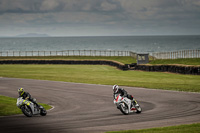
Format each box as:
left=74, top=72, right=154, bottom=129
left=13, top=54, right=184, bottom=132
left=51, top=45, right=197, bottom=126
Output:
left=0, top=78, right=200, bottom=133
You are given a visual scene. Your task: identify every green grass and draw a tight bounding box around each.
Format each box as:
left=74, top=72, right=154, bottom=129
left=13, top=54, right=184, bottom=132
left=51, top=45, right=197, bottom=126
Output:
left=1, top=56, right=200, bottom=66
left=149, top=58, right=200, bottom=66
left=0, top=65, right=200, bottom=92
left=106, top=123, right=200, bottom=133
left=0, top=56, right=136, bottom=65
left=0, top=57, right=199, bottom=132
left=0, top=95, right=52, bottom=116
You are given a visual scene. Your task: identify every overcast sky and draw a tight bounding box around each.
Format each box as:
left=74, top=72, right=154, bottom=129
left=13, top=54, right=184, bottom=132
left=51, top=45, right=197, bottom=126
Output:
left=0, top=0, right=200, bottom=36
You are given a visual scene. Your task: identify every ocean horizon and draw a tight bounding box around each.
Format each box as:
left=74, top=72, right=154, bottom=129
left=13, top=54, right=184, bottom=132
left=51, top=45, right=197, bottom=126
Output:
left=0, top=35, right=200, bottom=53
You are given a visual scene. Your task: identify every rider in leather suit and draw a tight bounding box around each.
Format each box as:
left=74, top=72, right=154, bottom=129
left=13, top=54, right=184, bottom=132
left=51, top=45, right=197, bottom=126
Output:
left=18, top=88, right=40, bottom=108
left=113, top=85, right=136, bottom=107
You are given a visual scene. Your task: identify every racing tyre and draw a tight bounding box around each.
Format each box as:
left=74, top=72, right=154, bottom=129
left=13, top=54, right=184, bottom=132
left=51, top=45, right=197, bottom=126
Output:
left=135, top=104, right=142, bottom=114
left=119, top=103, right=129, bottom=115
left=21, top=105, right=33, bottom=117
left=40, top=108, right=47, bottom=116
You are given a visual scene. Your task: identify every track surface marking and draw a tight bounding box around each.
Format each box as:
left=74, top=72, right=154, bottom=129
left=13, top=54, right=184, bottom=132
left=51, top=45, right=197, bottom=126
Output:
left=0, top=78, right=200, bottom=133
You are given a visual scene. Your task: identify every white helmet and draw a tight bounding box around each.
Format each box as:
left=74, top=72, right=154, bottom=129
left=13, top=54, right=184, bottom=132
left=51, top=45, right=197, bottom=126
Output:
left=113, top=85, right=119, bottom=93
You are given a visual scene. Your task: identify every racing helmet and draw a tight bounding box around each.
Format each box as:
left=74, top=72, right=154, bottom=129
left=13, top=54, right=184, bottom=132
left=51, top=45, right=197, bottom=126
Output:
left=113, top=85, right=119, bottom=93
left=18, top=88, right=24, bottom=96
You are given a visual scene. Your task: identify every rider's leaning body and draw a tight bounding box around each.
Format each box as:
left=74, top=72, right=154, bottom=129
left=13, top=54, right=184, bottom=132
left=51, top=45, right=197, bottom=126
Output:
left=113, top=85, right=136, bottom=106
left=18, top=88, right=39, bottom=108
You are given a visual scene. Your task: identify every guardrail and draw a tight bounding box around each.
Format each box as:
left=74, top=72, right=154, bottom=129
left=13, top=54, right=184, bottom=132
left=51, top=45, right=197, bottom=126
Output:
left=151, top=49, right=200, bottom=59
left=0, top=50, right=135, bottom=57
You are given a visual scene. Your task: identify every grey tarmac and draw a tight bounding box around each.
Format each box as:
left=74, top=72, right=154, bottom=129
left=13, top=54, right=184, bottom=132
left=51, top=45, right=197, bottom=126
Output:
left=0, top=78, right=200, bottom=133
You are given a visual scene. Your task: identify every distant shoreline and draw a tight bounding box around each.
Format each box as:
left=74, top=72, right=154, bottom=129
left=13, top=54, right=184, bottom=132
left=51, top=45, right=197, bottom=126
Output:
left=1, top=34, right=200, bottom=38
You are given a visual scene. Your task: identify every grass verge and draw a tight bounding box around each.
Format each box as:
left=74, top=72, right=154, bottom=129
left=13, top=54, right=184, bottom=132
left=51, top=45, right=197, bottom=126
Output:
left=149, top=58, right=200, bottom=66
left=1, top=56, right=200, bottom=66
left=0, top=65, right=200, bottom=92
left=0, top=95, right=52, bottom=116
left=0, top=56, right=136, bottom=65
left=106, top=123, right=200, bottom=133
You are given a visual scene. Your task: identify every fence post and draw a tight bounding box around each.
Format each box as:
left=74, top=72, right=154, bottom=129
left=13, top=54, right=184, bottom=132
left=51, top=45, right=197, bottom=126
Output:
left=189, top=50, right=191, bottom=58
left=175, top=51, right=177, bottom=59
left=174, top=52, right=176, bottom=59
left=198, top=50, right=200, bottom=58
left=184, top=50, right=186, bottom=58
left=168, top=52, right=170, bottom=59
left=180, top=50, right=182, bottom=58
left=193, top=50, right=195, bottom=58
left=186, top=50, right=188, bottom=58
left=175, top=51, right=176, bottom=59
left=195, top=49, right=197, bottom=58
left=185, top=50, right=187, bottom=58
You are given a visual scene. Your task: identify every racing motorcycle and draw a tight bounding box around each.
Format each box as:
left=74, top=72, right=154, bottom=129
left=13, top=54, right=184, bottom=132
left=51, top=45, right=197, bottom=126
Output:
left=114, top=94, right=142, bottom=115
left=16, top=97, right=47, bottom=117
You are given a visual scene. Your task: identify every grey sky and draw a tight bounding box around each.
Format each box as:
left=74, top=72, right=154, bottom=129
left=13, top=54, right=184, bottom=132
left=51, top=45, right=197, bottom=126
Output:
left=0, top=0, right=200, bottom=36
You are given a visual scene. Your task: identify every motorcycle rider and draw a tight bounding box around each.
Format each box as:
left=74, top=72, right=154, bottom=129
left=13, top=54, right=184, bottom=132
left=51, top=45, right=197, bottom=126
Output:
left=113, top=85, right=136, bottom=108
left=18, top=88, right=40, bottom=109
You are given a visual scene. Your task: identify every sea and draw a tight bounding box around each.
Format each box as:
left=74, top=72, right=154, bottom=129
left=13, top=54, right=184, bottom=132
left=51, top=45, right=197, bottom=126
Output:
left=0, top=35, right=200, bottom=53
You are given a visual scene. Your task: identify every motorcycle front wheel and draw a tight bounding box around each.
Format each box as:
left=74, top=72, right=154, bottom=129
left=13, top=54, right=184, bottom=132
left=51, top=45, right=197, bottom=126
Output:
left=21, top=105, right=33, bottom=117
left=119, top=103, right=129, bottom=115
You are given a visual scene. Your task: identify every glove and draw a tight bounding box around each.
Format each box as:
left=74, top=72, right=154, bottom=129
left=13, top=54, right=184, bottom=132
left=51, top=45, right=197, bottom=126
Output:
left=25, top=97, right=29, bottom=100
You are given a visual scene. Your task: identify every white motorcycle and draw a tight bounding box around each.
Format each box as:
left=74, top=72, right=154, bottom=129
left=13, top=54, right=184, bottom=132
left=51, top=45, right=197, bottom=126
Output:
left=114, top=94, right=142, bottom=115
left=16, top=97, right=47, bottom=117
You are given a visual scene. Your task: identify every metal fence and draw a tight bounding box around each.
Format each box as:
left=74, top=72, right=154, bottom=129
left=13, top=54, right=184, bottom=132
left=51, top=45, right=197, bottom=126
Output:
left=0, top=50, right=134, bottom=57
left=151, top=49, right=200, bottom=59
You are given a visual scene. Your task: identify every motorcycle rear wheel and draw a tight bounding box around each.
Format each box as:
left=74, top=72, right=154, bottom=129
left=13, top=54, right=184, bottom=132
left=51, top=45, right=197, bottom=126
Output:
left=135, top=104, right=142, bottom=114
left=40, top=108, right=47, bottom=116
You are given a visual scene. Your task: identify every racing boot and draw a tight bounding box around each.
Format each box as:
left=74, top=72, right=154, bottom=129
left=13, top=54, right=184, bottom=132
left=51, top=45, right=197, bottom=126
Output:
left=35, top=103, right=42, bottom=110
left=131, top=99, right=137, bottom=108
left=33, top=98, right=41, bottom=109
